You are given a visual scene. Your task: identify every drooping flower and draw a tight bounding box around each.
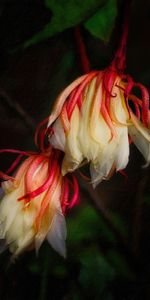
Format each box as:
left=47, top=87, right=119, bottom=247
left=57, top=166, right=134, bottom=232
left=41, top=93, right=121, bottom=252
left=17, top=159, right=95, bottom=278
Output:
left=0, top=149, right=79, bottom=258
left=48, top=68, right=150, bottom=187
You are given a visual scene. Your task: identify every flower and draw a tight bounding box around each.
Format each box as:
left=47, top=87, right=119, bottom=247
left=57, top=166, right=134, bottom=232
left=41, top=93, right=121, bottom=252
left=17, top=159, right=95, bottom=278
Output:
left=48, top=68, right=150, bottom=187
left=0, top=150, right=79, bottom=258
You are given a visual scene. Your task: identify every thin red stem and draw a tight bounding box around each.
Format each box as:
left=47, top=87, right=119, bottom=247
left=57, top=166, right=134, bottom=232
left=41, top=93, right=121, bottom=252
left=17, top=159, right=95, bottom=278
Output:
left=74, top=26, right=90, bottom=73
left=112, top=0, right=132, bottom=72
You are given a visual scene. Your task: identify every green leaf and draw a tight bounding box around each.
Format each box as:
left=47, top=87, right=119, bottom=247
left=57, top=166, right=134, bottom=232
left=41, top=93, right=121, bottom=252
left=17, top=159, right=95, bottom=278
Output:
left=23, top=0, right=107, bottom=47
left=84, top=0, right=117, bottom=42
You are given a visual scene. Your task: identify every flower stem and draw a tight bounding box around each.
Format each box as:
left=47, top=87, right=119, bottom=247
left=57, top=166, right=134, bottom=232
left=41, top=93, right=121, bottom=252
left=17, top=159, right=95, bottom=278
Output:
left=74, top=26, right=90, bottom=73
left=112, top=0, right=133, bottom=72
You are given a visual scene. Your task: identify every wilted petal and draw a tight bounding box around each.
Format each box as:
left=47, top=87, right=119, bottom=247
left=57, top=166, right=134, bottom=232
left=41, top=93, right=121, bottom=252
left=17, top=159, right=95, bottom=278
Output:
left=62, top=105, right=83, bottom=175
left=47, top=212, right=67, bottom=258
left=49, top=118, right=66, bottom=151
left=129, top=125, right=150, bottom=163
left=115, top=126, right=129, bottom=171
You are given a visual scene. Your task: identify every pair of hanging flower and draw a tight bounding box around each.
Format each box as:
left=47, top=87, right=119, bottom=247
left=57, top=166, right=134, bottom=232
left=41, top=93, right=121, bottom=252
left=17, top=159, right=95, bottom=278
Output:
left=0, top=14, right=150, bottom=259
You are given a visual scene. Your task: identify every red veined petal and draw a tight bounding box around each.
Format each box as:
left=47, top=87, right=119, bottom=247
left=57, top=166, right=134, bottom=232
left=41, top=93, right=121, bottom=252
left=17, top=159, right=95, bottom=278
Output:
left=100, top=96, right=117, bottom=140
left=35, top=164, right=60, bottom=230
left=60, top=102, right=70, bottom=133
left=67, top=71, right=99, bottom=119
left=48, top=74, right=88, bottom=128
left=18, top=157, right=58, bottom=201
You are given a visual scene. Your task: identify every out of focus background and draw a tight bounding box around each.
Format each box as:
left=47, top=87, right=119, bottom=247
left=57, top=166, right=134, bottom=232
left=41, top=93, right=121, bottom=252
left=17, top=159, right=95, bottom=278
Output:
left=0, top=0, right=150, bottom=299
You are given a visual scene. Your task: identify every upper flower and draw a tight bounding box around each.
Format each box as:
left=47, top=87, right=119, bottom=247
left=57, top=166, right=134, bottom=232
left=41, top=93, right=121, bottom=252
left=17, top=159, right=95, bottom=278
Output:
left=0, top=149, right=79, bottom=258
left=48, top=68, right=150, bottom=187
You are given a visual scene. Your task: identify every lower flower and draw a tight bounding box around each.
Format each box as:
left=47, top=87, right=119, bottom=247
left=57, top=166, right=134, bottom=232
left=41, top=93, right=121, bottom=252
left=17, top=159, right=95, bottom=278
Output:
left=0, top=150, right=78, bottom=258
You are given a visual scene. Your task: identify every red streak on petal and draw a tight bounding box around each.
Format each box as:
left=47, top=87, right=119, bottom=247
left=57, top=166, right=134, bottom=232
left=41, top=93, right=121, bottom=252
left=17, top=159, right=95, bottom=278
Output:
left=101, top=99, right=116, bottom=140
left=77, top=94, right=82, bottom=110
left=67, top=71, right=99, bottom=119
left=15, top=156, right=35, bottom=182
left=18, top=157, right=58, bottom=201
left=35, top=166, right=60, bottom=229
left=25, top=155, right=45, bottom=191
left=60, top=102, right=70, bottom=133
left=48, top=74, right=88, bottom=127
left=66, top=88, right=77, bottom=112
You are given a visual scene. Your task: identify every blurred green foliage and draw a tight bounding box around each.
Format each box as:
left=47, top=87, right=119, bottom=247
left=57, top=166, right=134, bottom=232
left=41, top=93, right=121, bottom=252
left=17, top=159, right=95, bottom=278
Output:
left=84, top=0, right=117, bottom=41
left=0, top=204, right=138, bottom=299
left=24, top=0, right=117, bottom=47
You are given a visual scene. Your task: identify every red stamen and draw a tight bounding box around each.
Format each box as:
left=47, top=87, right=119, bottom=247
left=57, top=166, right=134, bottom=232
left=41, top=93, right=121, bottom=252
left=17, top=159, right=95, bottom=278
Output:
left=61, top=178, right=69, bottom=214
left=133, top=83, right=149, bottom=127
left=6, top=154, right=23, bottom=175
left=34, top=117, right=49, bottom=149
left=68, top=175, right=79, bottom=209
left=0, top=149, right=31, bottom=156
left=0, top=171, right=14, bottom=181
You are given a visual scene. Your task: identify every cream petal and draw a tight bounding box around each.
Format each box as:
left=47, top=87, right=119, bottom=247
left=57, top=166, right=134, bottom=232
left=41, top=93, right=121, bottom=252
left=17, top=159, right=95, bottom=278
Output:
left=129, top=125, right=150, bottom=163
left=90, top=126, right=129, bottom=187
left=35, top=178, right=63, bottom=254
left=79, top=78, right=103, bottom=162
left=90, top=143, right=116, bottom=188
left=115, top=127, right=129, bottom=171
left=0, top=187, right=24, bottom=236
left=49, top=118, right=66, bottom=151
left=47, top=212, right=67, bottom=258
left=11, top=229, right=34, bottom=256
left=89, top=78, right=104, bottom=142
left=90, top=80, right=111, bottom=146
left=62, top=105, right=83, bottom=174
left=130, top=112, right=150, bottom=142
left=1, top=180, right=15, bottom=193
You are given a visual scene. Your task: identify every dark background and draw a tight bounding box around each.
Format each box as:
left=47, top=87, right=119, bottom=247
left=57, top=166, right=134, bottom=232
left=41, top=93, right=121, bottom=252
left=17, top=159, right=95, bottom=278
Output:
left=0, top=0, right=150, bottom=299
